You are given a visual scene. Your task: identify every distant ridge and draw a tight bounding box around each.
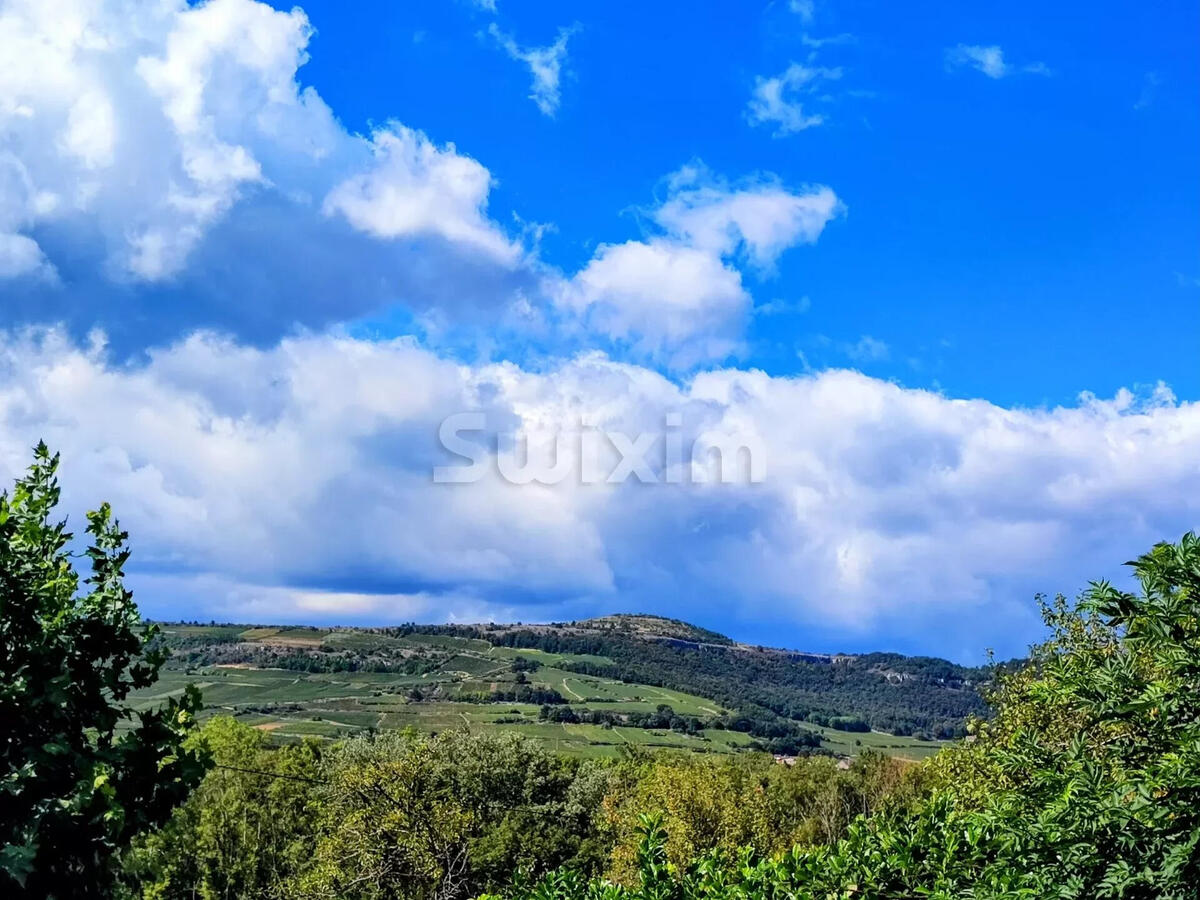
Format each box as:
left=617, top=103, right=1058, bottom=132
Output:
left=569, top=613, right=734, bottom=646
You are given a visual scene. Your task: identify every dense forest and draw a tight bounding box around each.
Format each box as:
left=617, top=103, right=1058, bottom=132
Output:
left=3, top=448, right=1199, bottom=899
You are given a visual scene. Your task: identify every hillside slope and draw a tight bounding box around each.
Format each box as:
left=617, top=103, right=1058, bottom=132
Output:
left=413, top=615, right=989, bottom=738
left=140, top=615, right=990, bottom=760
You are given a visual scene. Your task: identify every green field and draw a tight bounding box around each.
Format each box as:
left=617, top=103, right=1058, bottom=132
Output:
left=487, top=646, right=616, bottom=667
left=134, top=623, right=949, bottom=761
left=811, top=724, right=944, bottom=760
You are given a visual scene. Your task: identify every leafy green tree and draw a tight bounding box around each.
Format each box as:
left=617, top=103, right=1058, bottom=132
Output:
left=487, top=534, right=1200, bottom=899
left=121, top=717, right=322, bottom=899
left=293, top=730, right=611, bottom=900
left=0, top=444, right=207, bottom=898
left=599, top=750, right=920, bottom=881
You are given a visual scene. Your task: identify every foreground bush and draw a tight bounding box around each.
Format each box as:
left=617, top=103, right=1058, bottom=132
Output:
left=122, top=725, right=617, bottom=899
left=599, top=750, right=920, bottom=882
left=120, top=717, right=322, bottom=899
left=295, top=729, right=613, bottom=900
left=485, top=536, right=1200, bottom=899
left=120, top=724, right=922, bottom=898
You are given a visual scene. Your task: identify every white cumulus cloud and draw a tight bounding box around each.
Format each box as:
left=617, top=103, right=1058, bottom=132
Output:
left=0, top=232, right=55, bottom=280
left=324, top=125, right=518, bottom=264
left=0, top=0, right=842, bottom=366
left=556, top=165, right=842, bottom=365
left=0, top=0, right=515, bottom=282
left=560, top=239, right=750, bottom=365
left=653, top=165, right=842, bottom=269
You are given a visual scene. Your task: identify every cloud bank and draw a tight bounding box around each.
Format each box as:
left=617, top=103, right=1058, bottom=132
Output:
left=2, top=328, right=1197, bottom=659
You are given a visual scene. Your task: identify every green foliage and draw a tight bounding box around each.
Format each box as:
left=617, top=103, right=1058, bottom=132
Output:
left=599, top=750, right=921, bottom=882
left=120, top=717, right=322, bottom=899
left=486, top=535, right=1200, bottom=899
left=127, top=725, right=905, bottom=899
left=295, top=729, right=613, bottom=900
left=0, top=444, right=207, bottom=898
left=121, top=722, right=618, bottom=899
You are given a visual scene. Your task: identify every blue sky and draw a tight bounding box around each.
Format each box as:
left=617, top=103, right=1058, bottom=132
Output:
left=0, top=0, right=1197, bottom=661
left=291, top=0, right=1200, bottom=405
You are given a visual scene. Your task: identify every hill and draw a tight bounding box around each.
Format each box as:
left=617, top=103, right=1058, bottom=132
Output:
left=569, top=614, right=735, bottom=645
left=133, top=615, right=991, bottom=760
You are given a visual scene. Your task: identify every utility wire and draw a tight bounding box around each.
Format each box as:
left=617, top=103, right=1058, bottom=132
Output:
left=211, top=762, right=400, bottom=809
left=213, top=762, right=328, bottom=786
